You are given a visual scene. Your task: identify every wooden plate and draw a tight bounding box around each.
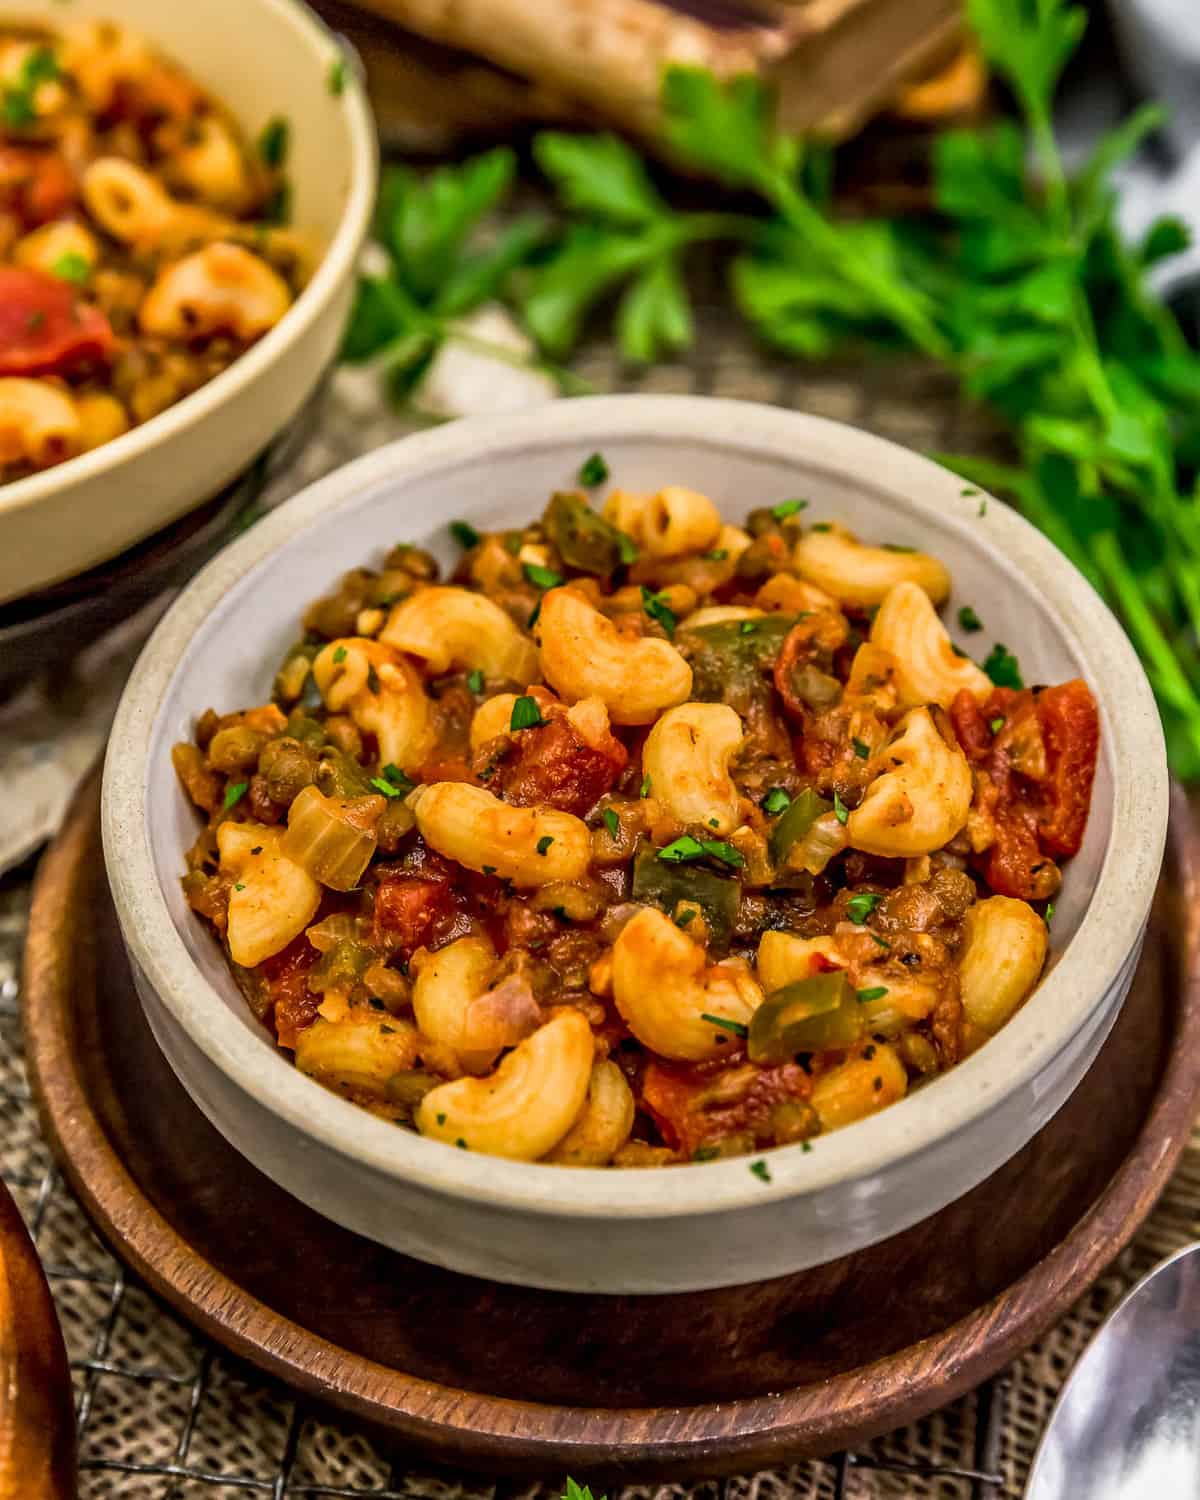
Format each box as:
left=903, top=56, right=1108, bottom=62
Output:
left=0, top=1177, right=75, bottom=1499
left=22, top=771, right=1200, bottom=1482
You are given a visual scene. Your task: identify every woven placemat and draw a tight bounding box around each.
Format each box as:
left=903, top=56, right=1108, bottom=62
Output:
left=3, top=302, right=1196, bottom=1498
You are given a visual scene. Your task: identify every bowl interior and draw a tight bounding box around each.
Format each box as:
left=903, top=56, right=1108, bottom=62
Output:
left=110, top=398, right=1166, bottom=1217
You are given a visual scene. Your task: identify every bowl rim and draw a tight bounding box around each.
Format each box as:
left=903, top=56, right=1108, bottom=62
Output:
left=103, top=394, right=1170, bottom=1221
left=0, top=0, right=378, bottom=523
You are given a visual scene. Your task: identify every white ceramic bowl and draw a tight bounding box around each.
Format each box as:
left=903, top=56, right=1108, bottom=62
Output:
left=103, top=396, right=1169, bottom=1294
left=0, top=0, right=377, bottom=604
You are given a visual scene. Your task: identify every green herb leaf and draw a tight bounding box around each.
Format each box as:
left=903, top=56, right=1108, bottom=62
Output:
left=692, top=1145, right=720, bottom=1162
left=536, top=835, right=554, bottom=855
left=534, top=131, right=666, bottom=226
left=990, top=716, right=1005, bottom=734
left=222, top=782, right=248, bottom=812
left=601, top=807, right=620, bottom=839
left=957, top=605, right=984, bottom=632
left=983, top=642, right=1024, bottom=689
left=851, top=737, right=870, bottom=759
left=833, top=790, right=849, bottom=825
left=771, top=499, right=808, bottom=519
left=762, top=787, right=791, bottom=815
left=467, top=669, right=484, bottom=694
left=257, top=116, right=290, bottom=168
left=640, top=585, right=677, bottom=638
left=617, top=255, right=693, bottom=364
left=748, top=1158, right=772, bottom=1183
left=328, top=55, right=348, bottom=95
left=640, top=774, right=652, bottom=798
left=450, top=520, right=479, bottom=549
left=701, top=1013, right=749, bottom=1038
left=857, top=986, right=889, bottom=1002
left=845, top=891, right=882, bottom=925
left=579, top=452, right=609, bottom=486
left=703, top=549, right=729, bottom=562
left=524, top=562, right=564, bottom=590
left=510, top=695, right=545, bottom=731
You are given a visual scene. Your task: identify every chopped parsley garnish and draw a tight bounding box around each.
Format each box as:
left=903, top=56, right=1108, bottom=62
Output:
left=658, top=835, right=744, bottom=868
left=845, top=891, right=882, bottom=925
left=601, top=807, right=620, bottom=839
left=527, top=598, right=542, bottom=630
left=481, top=865, right=496, bottom=876
left=762, top=787, right=790, bottom=815
left=749, top=1159, right=771, bottom=1183
left=257, top=115, right=290, bottom=169
left=983, top=643, right=1024, bottom=689
left=524, top=562, right=564, bottom=590
left=578, top=451, right=608, bottom=486
left=234, top=882, right=245, bottom=892
left=833, top=789, right=849, bottom=825
left=870, top=932, right=891, bottom=950
left=467, top=669, right=484, bottom=694
left=700, top=1013, right=749, bottom=1038
left=957, top=605, right=984, bottom=633
left=456, top=1138, right=468, bottom=1149
left=851, top=737, right=870, bottom=759
left=990, top=716, right=1005, bottom=734
left=222, top=782, right=248, bottom=812
left=857, top=986, right=889, bottom=1003
left=250, top=846, right=262, bottom=856
left=510, top=695, right=545, bottom=731
left=674, top=909, right=697, bottom=927
left=366, top=665, right=381, bottom=695
left=328, top=55, right=348, bottom=94
left=380, top=1024, right=396, bottom=1035
left=692, top=1145, right=720, bottom=1162
left=738, top=620, right=757, bottom=634
left=436, top=1112, right=447, bottom=1126
left=51, top=251, right=89, bottom=284
left=1, top=47, right=58, bottom=128
left=810, top=522, right=832, bottom=532
left=978, top=499, right=988, bottom=518
left=801, top=1141, right=813, bottom=1154
left=371, top=761, right=415, bottom=798
left=332, top=645, right=347, bottom=663
left=640, top=585, right=677, bottom=638
left=961, top=488, right=979, bottom=497
left=449, top=519, right=479, bottom=549
left=503, top=533, right=522, bottom=556
left=771, top=498, right=808, bottom=520
left=639, top=774, right=652, bottom=798
left=881, top=542, right=916, bottom=553
left=1045, top=900, right=1056, bottom=926
left=536, top=835, right=554, bottom=856
left=702, top=549, right=729, bottom=562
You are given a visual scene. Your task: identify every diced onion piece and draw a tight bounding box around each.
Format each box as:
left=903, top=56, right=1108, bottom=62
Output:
left=281, top=784, right=383, bottom=891
left=788, top=810, right=848, bottom=876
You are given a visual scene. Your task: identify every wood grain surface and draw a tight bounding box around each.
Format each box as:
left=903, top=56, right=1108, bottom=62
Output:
left=21, top=771, right=1200, bottom=1482
left=0, top=1164, right=75, bottom=1498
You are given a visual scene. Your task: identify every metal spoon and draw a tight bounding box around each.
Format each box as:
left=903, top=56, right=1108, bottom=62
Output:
left=1026, top=1243, right=1200, bottom=1498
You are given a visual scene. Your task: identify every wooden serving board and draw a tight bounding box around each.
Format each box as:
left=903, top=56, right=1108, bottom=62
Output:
left=0, top=1180, right=75, bottom=1500
left=22, top=771, right=1200, bottom=1482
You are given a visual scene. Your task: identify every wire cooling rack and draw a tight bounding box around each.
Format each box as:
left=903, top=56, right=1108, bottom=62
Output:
left=0, top=297, right=1132, bottom=1499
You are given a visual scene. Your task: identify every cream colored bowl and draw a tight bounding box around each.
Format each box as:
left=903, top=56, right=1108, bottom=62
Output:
left=0, top=0, right=376, bottom=604
left=103, top=396, right=1169, bottom=1293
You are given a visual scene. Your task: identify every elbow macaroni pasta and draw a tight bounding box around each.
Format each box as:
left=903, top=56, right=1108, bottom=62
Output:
left=537, top=586, right=693, bottom=725
left=174, top=477, right=1098, bottom=1170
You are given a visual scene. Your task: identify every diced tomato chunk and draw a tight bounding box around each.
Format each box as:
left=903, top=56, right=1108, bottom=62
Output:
left=949, top=689, right=992, bottom=763
left=258, top=936, right=319, bottom=1049
left=0, top=267, right=115, bottom=376
left=373, top=877, right=456, bottom=954
left=495, top=714, right=627, bottom=817
left=0, top=147, right=76, bottom=226
left=641, top=1058, right=813, bottom=1159
left=1036, top=679, right=1099, bottom=858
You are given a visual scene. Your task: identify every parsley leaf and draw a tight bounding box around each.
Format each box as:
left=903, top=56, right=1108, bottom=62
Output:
left=762, top=787, right=790, bottom=815
left=833, top=790, right=849, bottom=825
left=957, top=605, right=984, bottom=632
left=846, top=891, right=882, bottom=925
left=257, top=116, right=290, bottom=169
left=601, top=807, right=620, bottom=840
left=536, top=835, right=554, bottom=855
left=467, top=669, right=484, bottom=694
left=983, top=643, right=1024, bottom=689
left=51, top=252, right=89, bottom=285
left=450, top=520, right=479, bottom=549
left=510, top=695, right=545, bottom=731
left=658, top=835, right=744, bottom=868
left=771, top=498, right=808, bottom=519
left=222, top=782, right=248, bottom=812
left=701, top=1013, right=749, bottom=1038
left=857, top=986, right=889, bottom=1003
left=579, top=452, right=608, bottom=486
left=523, top=562, right=564, bottom=590
left=640, top=585, right=677, bottom=638
left=749, top=1158, right=772, bottom=1183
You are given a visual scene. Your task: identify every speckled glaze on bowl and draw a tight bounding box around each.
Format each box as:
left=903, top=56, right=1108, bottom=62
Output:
left=0, top=0, right=377, bottom=604
left=102, top=396, right=1169, bottom=1294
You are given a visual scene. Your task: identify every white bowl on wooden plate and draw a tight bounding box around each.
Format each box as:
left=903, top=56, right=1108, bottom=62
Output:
left=102, top=396, right=1169, bottom=1294
left=0, top=0, right=376, bottom=605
